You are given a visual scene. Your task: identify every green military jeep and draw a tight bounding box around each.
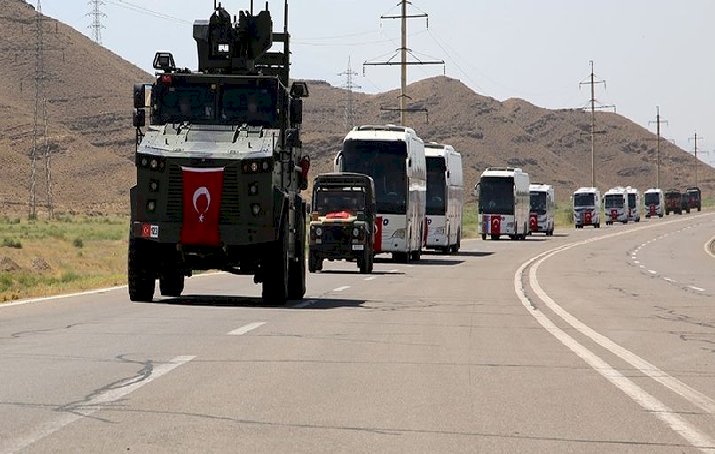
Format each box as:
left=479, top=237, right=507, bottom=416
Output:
left=309, top=173, right=376, bottom=274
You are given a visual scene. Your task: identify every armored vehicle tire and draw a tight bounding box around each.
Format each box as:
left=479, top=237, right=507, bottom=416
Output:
left=262, top=217, right=290, bottom=305
left=160, top=271, right=184, bottom=298
left=288, top=202, right=307, bottom=300
left=128, top=239, right=155, bottom=302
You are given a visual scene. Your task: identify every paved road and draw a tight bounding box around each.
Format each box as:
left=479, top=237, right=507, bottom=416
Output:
left=1, top=212, right=713, bottom=453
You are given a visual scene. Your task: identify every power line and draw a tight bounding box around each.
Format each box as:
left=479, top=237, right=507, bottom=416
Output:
left=87, top=0, right=106, bottom=44
left=337, top=57, right=362, bottom=131
left=688, top=132, right=703, bottom=188
left=579, top=60, right=615, bottom=187
left=648, top=106, right=668, bottom=189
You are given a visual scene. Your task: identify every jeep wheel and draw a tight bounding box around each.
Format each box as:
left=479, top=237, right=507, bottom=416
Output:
left=159, top=270, right=184, bottom=298
left=128, top=239, right=155, bottom=302
left=358, top=250, right=373, bottom=274
left=262, top=215, right=290, bottom=305
left=308, top=252, right=320, bottom=273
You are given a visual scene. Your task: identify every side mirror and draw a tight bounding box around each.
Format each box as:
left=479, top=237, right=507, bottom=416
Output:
left=334, top=152, right=343, bottom=171
left=473, top=183, right=480, bottom=198
left=133, top=109, right=146, bottom=128
left=290, top=81, right=309, bottom=98
left=134, top=84, right=146, bottom=109
left=290, top=99, right=303, bottom=125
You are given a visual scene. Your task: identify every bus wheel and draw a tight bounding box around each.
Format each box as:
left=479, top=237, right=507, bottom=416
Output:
left=481, top=233, right=487, bottom=241
left=392, top=251, right=409, bottom=263
left=491, top=234, right=500, bottom=240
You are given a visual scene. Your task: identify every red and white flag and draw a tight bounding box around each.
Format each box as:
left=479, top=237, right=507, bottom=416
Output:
left=180, top=167, right=224, bottom=246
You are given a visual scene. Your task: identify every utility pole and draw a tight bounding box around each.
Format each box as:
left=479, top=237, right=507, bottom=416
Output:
left=363, top=1, right=444, bottom=126
left=688, top=132, right=702, bottom=188
left=579, top=61, right=615, bottom=188
left=648, top=107, right=668, bottom=189
left=337, top=57, right=361, bottom=130
left=87, top=0, right=106, bottom=44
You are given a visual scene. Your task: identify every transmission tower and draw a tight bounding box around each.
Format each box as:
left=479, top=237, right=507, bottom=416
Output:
left=338, top=57, right=361, bottom=130
left=87, top=0, right=106, bottom=44
left=363, top=1, right=444, bottom=126
left=688, top=132, right=703, bottom=188
left=579, top=60, right=615, bottom=187
left=648, top=107, right=668, bottom=189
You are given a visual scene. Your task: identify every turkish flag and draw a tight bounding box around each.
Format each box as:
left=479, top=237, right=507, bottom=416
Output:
left=529, top=214, right=538, bottom=232
left=491, top=216, right=501, bottom=235
left=374, top=216, right=383, bottom=253
left=180, top=167, right=224, bottom=246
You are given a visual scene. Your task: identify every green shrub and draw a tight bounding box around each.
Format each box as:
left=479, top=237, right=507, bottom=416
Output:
left=72, top=238, right=84, bottom=248
left=1, top=238, right=22, bottom=249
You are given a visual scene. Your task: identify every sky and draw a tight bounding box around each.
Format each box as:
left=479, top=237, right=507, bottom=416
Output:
left=38, top=0, right=715, bottom=166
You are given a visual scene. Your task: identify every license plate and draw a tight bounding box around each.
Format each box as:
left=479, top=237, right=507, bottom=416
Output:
left=352, top=245, right=364, bottom=251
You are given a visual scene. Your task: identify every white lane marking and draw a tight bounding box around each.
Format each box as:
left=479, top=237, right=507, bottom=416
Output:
left=364, top=276, right=377, bottom=281
left=514, top=263, right=715, bottom=452
left=705, top=236, right=715, bottom=260
left=228, top=322, right=266, bottom=336
left=292, top=300, right=316, bottom=309
left=634, top=261, right=640, bottom=265
left=3, top=355, right=195, bottom=454
left=648, top=270, right=658, bottom=275
left=332, top=286, right=350, bottom=292
left=664, top=277, right=675, bottom=283
left=688, top=286, right=706, bottom=292
left=639, top=265, right=646, bottom=269
left=525, top=223, right=715, bottom=416
left=386, top=269, right=400, bottom=274
left=407, top=265, right=415, bottom=268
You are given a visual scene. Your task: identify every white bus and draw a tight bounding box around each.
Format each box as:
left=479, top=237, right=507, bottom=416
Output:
left=626, top=186, right=641, bottom=222
left=477, top=167, right=530, bottom=240
left=529, top=183, right=555, bottom=236
left=643, top=188, right=664, bottom=218
left=604, top=186, right=628, bottom=225
left=425, top=143, right=464, bottom=253
left=336, top=125, right=426, bottom=262
left=573, top=186, right=601, bottom=228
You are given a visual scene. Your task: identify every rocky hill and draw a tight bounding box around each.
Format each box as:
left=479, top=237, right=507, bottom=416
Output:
left=0, top=0, right=712, bottom=216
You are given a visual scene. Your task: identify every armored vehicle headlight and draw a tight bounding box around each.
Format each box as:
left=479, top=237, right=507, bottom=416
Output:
left=149, top=180, right=159, bottom=192
left=251, top=204, right=261, bottom=216
left=140, top=157, right=149, bottom=167
left=251, top=162, right=259, bottom=172
left=249, top=183, right=258, bottom=195
left=146, top=200, right=156, bottom=212
left=352, top=227, right=360, bottom=237
left=262, top=161, right=270, bottom=171
left=315, top=227, right=323, bottom=236
left=150, top=158, right=159, bottom=170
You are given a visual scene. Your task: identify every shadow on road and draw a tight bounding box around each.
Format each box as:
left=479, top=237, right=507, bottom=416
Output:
left=149, top=295, right=366, bottom=310
left=452, top=251, right=495, bottom=258
left=316, top=269, right=405, bottom=276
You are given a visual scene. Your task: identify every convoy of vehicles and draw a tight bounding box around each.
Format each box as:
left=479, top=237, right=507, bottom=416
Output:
left=128, top=2, right=310, bottom=304
left=477, top=167, right=530, bottom=240
left=626, top=186, right=641, bottom=222
left=529, top=184, right=555, bottom=236
left=425, top=143, right=464, bottom=253
left=665, top=189, right=683, bottom=215
left=308, top=173, right=376, bottom=274
left=643, top=188, right=664, bottom=218
left=603, top=187, right=629, bottom=225
left=573, top=187, right=601, bottom=228
left=335, top=125, right=427, bottom=262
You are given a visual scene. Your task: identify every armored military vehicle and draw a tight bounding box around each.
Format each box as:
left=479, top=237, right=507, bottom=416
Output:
left=664, top=190, right=682, bottom=215
left=129, top=1, right=310, bottom=305
left=308, top=173, right=376, bottom=274
left=686, top=186, right=701, bottom=211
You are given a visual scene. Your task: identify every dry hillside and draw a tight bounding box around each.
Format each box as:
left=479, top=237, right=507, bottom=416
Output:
left=0, top=0, right=712, bottom=216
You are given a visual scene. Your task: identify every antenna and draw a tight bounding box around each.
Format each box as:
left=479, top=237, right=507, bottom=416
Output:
left=363, top=1, right=444, bottom=126
left=579, top=60, right=615, bottom=187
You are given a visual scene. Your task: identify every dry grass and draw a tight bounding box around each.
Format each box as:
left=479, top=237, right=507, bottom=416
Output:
left=0, top=215, right=127, bottom=302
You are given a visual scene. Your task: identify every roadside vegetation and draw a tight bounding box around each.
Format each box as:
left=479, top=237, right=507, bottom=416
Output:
left=0, top=215, right=127, bottom=302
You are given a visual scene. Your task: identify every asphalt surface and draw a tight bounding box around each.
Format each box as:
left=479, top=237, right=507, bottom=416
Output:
left=1, top=211, right=713, bottom=453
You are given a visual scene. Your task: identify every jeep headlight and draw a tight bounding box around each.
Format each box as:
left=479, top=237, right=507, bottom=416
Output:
left=352, top=227, right=360, bottom=237
left=315, top=227, right=322, bottom=236
left=391, top=228, right=406, bottom=239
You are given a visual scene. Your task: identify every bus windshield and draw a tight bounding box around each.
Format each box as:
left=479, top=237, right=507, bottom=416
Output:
left=152, top=77, right=279, bottom=127
left=573, top=193, right=595, bottom=207
left=313, top=189, right=366, bottom=216
left=479, top=177, right=514, bottom=215
left=530, top=192, right=547, bottom=215
left=342, top=140, right=408, bottom=215
left=628, top=193, right=636, bottom=208
left=426, top=157, right=447, bottom=215
left=604, top=195, right=624, bottom=209
left=644, top=192, right=660, bottom=205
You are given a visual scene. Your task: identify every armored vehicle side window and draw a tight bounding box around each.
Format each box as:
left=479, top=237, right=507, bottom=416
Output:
left=156, top=85, right=216, bottom=123
left=222, top=81, right=278, bottom=127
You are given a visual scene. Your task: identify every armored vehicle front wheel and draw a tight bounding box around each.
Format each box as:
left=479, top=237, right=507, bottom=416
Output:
left=262, top=216, right=290, bottom=305
left=287, top=200, right=307, bottom=300
left=358, top=250, right=373, bottom=274
left=160, top=270, right=184, bottom=298
left=128, top=239, right=155, bottom=302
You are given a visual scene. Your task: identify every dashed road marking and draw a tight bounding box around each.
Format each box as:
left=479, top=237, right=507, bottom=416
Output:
left=228, top=322, right=266, bottom=336
left=648, top=270, right=658, bottom=275
left=688, top=286, right=706, bottom=292
left=332, top=286, right=350, bottom=292
left=364, top=276, right=377, bottom=281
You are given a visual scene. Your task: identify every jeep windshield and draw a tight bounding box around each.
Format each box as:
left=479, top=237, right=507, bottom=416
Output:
left=314, top=189, right=366, bottom=216
left=152, top=77, right=279, bottom=127
left=342, top=140, right=407, bottom=215
left=530, top=192, right=547, bottom=215
left=573, top=193, right=595, bottom=207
